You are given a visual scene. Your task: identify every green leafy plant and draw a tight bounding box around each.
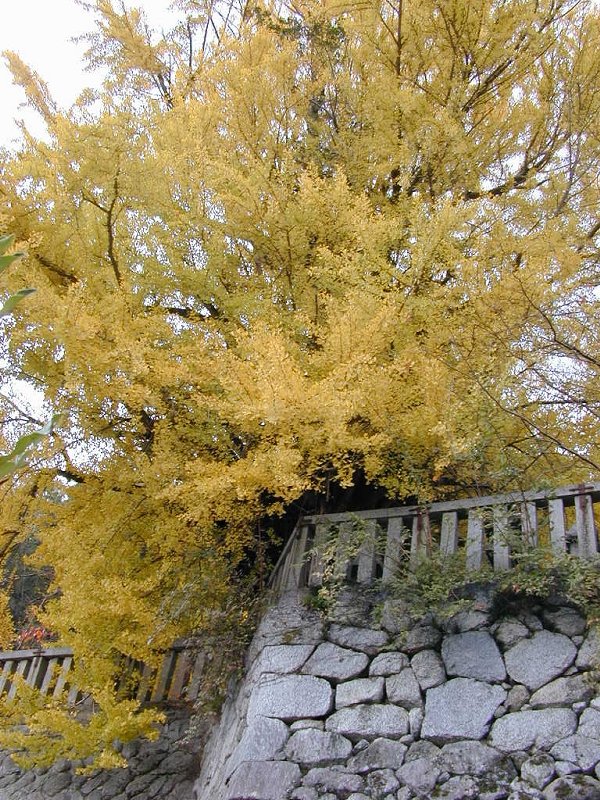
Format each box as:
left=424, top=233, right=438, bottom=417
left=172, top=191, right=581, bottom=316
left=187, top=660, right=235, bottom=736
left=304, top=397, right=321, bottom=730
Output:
left=0, top=415, right=61, bottom=480
left=388, top=545, right=600, bottom=625
left=389, top=551, right=493, bottom=619
left=307, top=516, right=387, bottom=612
left=500, top=552, right=600, bottom=623
left=0, top=234, right=31, bottom=316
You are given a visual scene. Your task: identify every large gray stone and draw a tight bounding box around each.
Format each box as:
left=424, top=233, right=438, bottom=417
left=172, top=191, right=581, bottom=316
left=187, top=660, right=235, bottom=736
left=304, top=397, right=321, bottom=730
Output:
left=290, top=719, right=324, bottom=731
left=397, top=756, right=441, bottom=795
left=477, top=787, right=515, bottom=800
left=504, top=631, right=576, bottom=690
left=226, top=761, right=301, bottom=800
left=507, top=684, right=531, bottom=712
left=507, top=777, right=545, bottom=798
left=225, top=716, right=290, bottom=778
left=579, top=708, right=600, bottom=740
left=576, top=628, right=600, bottom=669
left=285, top=729, right=352, bottom=765
left=521, top=754, right=556, bottom=789
left=380, top=598, right=416, bottom=635
left=436, top=775, right=480, bottom=799
left=347, top=737, right=407, bottom=773
left=404, top=624, right=442, bottom=654
left=386, top=668, right=423, bottom=709
left=442, top=631, right=506, bottom=682
left=328, top=586, right=377, bottom=626
left=303, top=767, right=365, bottom=793
left=410, top=706, right=424, bottom=737
left=406, top=739, right=441, bottom=762
left=542, top=775, right=600, bottom=800
left=519, top=610, right=544, bottom=632
left=422, top=678, right=506, bottom=742
left=437, top=741, right=511, bottom=776
left=489, top=708, right=577, bottom=752
left=290, top=790, right=318, bottom=800
left=248, top=674, right=333, bottom=720
left=328, top=624, right=389, bottom=654
left=551, top=734, right=600, bottom=772
left=302, top=642, right=369, bottom=682
left=369, top=652, right=409, bottom=676
left=336, top=677, right=384, bottom=708
left=543, top=607, right=586, bottom=637
left=411, top=649, right=446, bottom=690
left=493, top=619, right=530, bottom=650
left=366, top=768, right=400, bottom=796
left=530, top=675, right=593, bottom=709
left=40, top=772, right=72, bottom=795
left=326, top=703, right=409, bottom=740
left=253, top=644, right=315, bottom=676
left=247, top=596, right=324, bottom=664
left=444, top=609, right=490, bottom=633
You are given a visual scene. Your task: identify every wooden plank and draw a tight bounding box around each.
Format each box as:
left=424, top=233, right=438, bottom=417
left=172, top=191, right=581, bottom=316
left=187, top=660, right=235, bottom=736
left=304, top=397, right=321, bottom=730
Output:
left=267, top=520, right=303, bottom=589
left=466, top=510, right=485, bottom=570
left=410, top=513, right=430, bottom=570
left=301, top=482, right=600, bottom=525
left=333, top=521, right=352, bottom=581
left=168, top=650, right=193, bottom=701
left=308, top=523, right=329, bottom=588
left=0, top=661, right=13, bottom=695
left=440, top=512, right=458, bottom=558
left=274, top=528, right=296, bottom=592
left=548, top=498, right=567, bottom=554
left=575, top=493, right=598, bottom=557
left=151, top=650, right=176, bottom=702
left=7, top=659, right=28, bottom=700
left=39, top=658, right=58, bottom=696
left=285, top=525, right=310, bottom=590
left=357, top=520, right=377, bottom=585
left=185, top=651, right=206, bottom=702
left=521, top=502, right=538, bottom=548
left=136, top=663, right=155, bottom=703
left=26, top=655, right=43, bottom=688
left=269, top=559, right=284, bottom=593
left=0, top=647, right=72, bottom=662
left=297, top=525, right=315, bottom=589
left=53, top=656, right=73, bottom=698
left=492, top=506, right=511, bottom=571
left=382, top=516, right=405, bottom=579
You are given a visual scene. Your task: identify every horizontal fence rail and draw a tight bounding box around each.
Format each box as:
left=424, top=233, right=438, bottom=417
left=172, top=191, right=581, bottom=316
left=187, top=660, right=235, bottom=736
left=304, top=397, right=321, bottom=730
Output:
left=270, top=482, right=600, bottom=593
left=0, top=641, right=206, bottom=707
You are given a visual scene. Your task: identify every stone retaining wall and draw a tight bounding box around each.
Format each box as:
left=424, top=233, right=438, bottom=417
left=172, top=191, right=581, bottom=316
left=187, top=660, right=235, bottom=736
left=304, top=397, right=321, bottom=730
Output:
left=0, top=711, right=200, bottom=800
left=2, top=583, right=600, bottom=800
left=193, top=587, right=600, bottom=800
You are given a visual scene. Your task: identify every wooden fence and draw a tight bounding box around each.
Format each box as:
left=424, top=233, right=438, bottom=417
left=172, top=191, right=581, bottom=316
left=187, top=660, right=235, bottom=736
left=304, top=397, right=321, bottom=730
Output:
left=0, top=640, right=206, bottom=706
left=270, top=482, right=600, bottom=593
left=4, top=482, right=600, bottom=701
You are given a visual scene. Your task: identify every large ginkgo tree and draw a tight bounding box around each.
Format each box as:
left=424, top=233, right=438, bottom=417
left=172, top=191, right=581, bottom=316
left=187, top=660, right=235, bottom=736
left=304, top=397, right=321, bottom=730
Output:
left=0, top=0, right=599, bottom=765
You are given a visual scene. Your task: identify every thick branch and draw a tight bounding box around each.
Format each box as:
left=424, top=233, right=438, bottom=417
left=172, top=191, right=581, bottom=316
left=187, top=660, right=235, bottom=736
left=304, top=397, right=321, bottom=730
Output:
left=35, top=254, right=78, bottom=286
left=82, top=175, right=123, bottom=288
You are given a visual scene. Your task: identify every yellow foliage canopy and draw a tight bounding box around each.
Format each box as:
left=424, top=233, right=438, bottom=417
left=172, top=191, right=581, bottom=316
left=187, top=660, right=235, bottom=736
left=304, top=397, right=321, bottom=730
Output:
left=0, top=0, right=599, bottom=764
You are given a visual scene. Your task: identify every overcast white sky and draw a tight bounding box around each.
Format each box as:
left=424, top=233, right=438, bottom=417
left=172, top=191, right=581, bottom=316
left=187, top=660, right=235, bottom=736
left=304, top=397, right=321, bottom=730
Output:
left=0, top=0, right=178, bottom=147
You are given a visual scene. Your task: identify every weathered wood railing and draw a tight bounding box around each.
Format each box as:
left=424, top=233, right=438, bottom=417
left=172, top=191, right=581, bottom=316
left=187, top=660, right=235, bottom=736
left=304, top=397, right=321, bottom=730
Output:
left=270, top=482, right=600, bottom=593
left=5, top=483, right=599, bottom=698
left=0, top=640, right=206, bottom=706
